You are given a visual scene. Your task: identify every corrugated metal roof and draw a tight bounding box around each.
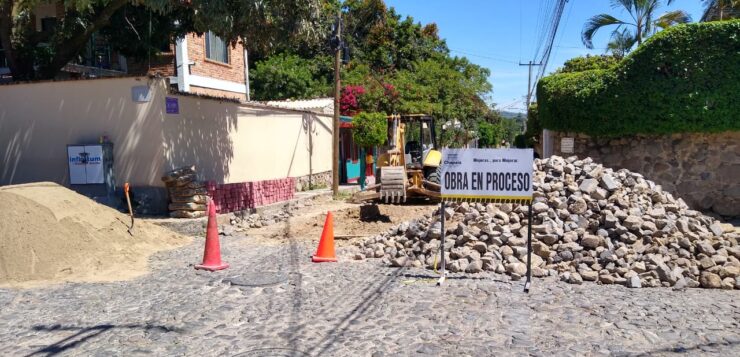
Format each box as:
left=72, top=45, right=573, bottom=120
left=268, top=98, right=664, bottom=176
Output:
left=265, top=98, right=334, bottom=114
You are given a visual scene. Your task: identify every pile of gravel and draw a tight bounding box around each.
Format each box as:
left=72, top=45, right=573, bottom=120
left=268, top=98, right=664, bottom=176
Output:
left=352, top=156, right=739, bottom=289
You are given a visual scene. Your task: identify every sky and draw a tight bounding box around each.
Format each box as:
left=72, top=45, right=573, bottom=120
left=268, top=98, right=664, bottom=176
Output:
left=384, top=0, right=705, bottom=113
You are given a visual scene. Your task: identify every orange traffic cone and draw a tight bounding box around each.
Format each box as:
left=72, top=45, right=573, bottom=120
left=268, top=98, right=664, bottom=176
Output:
left=195, top=200, right=229, bottom=271
left=312, top=211, right=337, bottom=262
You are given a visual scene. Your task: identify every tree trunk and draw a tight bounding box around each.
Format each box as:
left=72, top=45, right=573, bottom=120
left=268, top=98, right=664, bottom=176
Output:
left=0, top=0, right=32, bottom=80
left=37, top=0, right=129, bottom=79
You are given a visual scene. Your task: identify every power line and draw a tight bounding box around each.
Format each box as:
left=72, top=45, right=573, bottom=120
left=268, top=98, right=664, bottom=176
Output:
left=535, top=0, right=568, bottom=83
left=449, top=48, right=519, bottom=64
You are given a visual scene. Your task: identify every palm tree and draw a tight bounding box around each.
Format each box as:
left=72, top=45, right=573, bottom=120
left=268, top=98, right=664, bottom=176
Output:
left=582, top=0, right=691, bottom=50
left=701, top=0, right=740, bottom=21
left=606, top=29, right=636, bottom=59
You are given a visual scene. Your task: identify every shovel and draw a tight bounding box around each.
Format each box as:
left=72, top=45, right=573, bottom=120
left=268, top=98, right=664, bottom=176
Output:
left=124, top=182, right=135, bottom=235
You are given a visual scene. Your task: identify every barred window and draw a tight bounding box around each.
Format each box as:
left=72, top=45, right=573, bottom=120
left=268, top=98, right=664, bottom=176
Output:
left=205, top=31, right=229, bottom=64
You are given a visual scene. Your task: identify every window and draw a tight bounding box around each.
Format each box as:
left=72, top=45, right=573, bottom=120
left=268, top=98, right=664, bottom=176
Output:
left=205, top=31, right=229, bottom=64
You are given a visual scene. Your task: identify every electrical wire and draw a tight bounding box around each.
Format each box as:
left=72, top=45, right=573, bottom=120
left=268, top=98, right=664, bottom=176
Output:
left=449, top=48, right=519, bottom=64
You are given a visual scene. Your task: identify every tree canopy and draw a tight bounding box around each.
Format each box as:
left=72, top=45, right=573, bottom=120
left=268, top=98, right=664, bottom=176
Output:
left=248, top=0, right=505, bottom=147
left=0, top=0, right=323, bottom=80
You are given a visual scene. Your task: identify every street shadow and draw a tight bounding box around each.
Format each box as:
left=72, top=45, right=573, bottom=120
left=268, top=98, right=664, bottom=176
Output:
left=631, top=339, right=740, bottom=356
left=305, top=265, right=406, bottom=356
left=26, top=323, right=182, bottom=356
left=399, top=272, right=490, bottom=281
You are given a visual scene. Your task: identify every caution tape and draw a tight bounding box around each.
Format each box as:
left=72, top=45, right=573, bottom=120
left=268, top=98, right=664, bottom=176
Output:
left=441, top=197, right=533, bottom=204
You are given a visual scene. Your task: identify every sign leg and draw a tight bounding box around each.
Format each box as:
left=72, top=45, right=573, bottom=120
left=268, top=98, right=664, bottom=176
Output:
left=525, top=202, right=533, bottom=293
left=437, top=201, right=447, bottom=286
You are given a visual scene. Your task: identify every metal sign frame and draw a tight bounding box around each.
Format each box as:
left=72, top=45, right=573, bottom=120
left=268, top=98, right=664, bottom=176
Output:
left=437, top=148, right=534, bottom=293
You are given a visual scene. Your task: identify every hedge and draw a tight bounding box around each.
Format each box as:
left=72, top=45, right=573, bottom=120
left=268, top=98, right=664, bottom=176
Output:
left=537, top=20, right=740, bottom=137
left=555, top=55, right=619, bottom=74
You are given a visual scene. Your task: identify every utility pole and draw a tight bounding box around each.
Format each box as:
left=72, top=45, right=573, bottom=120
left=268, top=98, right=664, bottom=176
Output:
left=332, top=13, right=342, bottom=196
left=519, top=61, right=542, bottom=112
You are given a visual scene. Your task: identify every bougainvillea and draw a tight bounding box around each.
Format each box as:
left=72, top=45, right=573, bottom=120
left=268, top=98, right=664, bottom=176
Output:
left=340, top=85, right=366, bottom=116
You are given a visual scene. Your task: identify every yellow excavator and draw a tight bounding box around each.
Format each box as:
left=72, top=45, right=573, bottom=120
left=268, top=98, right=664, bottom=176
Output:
left=353, top=114, right=442, bottom=203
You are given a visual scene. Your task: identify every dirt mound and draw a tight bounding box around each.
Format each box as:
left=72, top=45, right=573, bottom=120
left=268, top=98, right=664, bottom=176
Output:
left=0, top=182, right=190, bottom=287
left=299, top=204, right=436, bottom=238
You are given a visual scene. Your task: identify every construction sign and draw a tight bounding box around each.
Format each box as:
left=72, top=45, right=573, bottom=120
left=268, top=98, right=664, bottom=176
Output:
left=440, top=148, right=534, bottom=203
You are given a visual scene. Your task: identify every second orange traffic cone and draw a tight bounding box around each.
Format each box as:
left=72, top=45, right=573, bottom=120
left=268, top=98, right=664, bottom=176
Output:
left=195, top=200, right=229, bottom=271
left=312, top=211, right=337, bottom=262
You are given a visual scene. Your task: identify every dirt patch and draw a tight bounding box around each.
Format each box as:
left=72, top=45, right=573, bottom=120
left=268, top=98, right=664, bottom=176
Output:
left=0, top=182, right=190, bottom=288
left=246, top=201, right=435, bottom=246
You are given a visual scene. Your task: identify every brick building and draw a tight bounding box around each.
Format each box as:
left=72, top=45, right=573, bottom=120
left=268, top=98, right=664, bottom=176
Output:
left=0, top=3, right=250, bottom=101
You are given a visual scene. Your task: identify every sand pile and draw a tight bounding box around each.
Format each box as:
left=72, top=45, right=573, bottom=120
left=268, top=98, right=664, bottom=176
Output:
left=0, top=182, right=190, bottom=287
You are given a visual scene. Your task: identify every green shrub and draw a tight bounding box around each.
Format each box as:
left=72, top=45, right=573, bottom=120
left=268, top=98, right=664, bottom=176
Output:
left=537, top=20, right=740, bottom=137
left=352, top=112, right=388, bottom=148
left=555, top=55, right=619, bottom=74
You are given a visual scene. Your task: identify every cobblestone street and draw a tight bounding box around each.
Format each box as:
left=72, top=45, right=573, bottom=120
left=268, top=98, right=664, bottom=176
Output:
left=1, top=232, right=738, bottom=356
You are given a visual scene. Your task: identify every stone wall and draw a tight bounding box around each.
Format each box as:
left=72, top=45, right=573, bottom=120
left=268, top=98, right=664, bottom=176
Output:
left=295, top=171, right=332, bottom=192
left=551, top=131, right=740, bottom=217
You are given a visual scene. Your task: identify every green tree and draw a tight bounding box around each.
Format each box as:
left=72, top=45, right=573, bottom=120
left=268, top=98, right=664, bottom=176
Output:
left=250, top=53, right=331, bottom=100
left=0, top=0, right=323, bottom=80
left=581, top=0, right=691, bottom=50
left=477, top=121, right=503, bottom=148
left=606, top=29, right=637, bottom=58
left=352, top=112, right=387, bottom=148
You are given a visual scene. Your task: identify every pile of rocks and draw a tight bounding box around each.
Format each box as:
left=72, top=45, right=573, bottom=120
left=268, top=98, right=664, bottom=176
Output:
left=353, top=156, right=739, bottom=289
left=228, top=210, right=292, bottom=229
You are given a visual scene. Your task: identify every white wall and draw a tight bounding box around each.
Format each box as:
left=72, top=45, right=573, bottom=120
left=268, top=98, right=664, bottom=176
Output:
left=0, top=77, right=332, bottom=187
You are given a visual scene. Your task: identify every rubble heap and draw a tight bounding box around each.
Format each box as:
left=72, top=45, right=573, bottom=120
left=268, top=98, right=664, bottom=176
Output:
left=162, top=166, right=208, bottom=218
left=353, top=156, right=739, bottom=289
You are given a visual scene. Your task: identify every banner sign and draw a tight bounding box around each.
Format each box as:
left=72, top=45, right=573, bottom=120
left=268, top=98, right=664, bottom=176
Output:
left=440, top=148, right=534, bottom=203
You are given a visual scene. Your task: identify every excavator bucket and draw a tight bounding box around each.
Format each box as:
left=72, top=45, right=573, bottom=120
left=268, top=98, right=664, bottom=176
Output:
left=379, top=166, right=407, bottom=203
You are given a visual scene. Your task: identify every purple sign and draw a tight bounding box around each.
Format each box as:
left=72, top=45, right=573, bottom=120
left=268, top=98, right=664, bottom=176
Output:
left=165, top=97, right=179, bottom=114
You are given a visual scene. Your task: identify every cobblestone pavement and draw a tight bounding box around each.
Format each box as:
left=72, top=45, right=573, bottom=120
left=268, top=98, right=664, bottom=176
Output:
left=1, top=230, right=739, bottom=357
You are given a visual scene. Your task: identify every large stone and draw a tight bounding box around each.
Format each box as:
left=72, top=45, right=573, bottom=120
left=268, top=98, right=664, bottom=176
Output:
left=580, top=270, right=598, bottom=281
left=696, top=241, right=716, bottom=255
left=568, top=198, right=588, bottom=215
left=627, top=275, right=641, bottom=288
left=532, top=241, right=551, bottom=258
left=581, top=235, right=602, bottom=249
left=719, top=265, right=739, bottom=279
left=700, top=272, right=722, bottom=289
left=699, top=256, right=716, bottom=269
left=391, top=256, right=409, bottom=267
left=721, top=277, right=735, bottom=290
left=538, top=234, right=559, bottom=245
left=506, top=262, right=527, bottom=276
left=600, top=174, right=619, bottom=191
left=465, top=259, right=483, bottom=273
left=709, top=222, right=724, bottom=237
left=655, top=263, right=677, bottom=284
left=472, top=241, right=488, bottom=254
left=532, top=202, right=549, bottom=214
left=568, top=273, right=584, bottom=285
left=579, top=179, right=599, bottom=194
left=623, top=216, right=643, bottom=231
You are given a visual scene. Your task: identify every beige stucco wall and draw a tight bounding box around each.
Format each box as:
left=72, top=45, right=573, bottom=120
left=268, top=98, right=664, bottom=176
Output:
left=0, top=77, right=331, bottom=188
